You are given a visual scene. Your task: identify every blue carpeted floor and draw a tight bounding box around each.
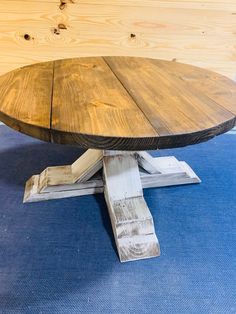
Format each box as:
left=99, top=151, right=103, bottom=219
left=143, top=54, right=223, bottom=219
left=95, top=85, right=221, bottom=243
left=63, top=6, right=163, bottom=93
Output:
left=0, top=125, right=235, bottom=314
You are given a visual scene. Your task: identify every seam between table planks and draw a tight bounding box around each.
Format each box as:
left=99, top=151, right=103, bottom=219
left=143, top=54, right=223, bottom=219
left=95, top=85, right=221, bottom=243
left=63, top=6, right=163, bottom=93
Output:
left=102, top=56, right=170, bottom=137
left=50, top=57, right=160, bottom=139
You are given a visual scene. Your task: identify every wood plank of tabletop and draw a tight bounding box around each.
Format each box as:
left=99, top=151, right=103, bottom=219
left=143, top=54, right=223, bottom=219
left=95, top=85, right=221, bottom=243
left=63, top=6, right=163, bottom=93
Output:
left=51, top=57, right=159, bottom=148
left=0, top=61, right=54, bottom=141
left=153, top=60, right=236, bottom=116
left=104, top=56, right=236, bottom=136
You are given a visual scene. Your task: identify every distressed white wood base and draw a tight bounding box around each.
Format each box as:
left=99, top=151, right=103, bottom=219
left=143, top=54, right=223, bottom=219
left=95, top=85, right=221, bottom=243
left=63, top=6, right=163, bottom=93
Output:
left=24, top=149, right=200, bottom=262
left=103, top=151, right=160, bottom=262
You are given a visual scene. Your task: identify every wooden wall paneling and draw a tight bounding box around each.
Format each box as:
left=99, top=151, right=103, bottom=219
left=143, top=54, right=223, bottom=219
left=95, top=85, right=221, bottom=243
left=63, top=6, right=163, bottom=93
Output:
left=5, top=0, right=236, bottom=11
left=0, top=0, right=235, bottom=78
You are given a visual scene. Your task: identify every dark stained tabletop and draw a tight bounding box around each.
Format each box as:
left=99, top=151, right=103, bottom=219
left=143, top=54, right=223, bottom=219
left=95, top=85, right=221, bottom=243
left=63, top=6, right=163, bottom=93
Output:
left=0, top=56, right=235, bottom=150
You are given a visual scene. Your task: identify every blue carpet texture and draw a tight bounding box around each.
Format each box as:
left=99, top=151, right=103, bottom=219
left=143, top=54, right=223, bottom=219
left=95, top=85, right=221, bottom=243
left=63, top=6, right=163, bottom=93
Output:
left=0, top=125, right=235, bottom=314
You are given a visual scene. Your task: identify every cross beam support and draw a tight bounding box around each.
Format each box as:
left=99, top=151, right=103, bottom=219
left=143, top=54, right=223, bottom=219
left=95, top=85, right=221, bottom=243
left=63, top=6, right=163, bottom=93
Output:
left=24, top=149, right=200, bottom=262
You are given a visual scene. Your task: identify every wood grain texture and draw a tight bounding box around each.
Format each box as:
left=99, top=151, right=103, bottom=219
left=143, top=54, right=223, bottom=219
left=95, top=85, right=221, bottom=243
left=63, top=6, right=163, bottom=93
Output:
left=0, top=0, right=236, bottom=79
left=51, top=57, right=157, bottom=145
left=0, top=61, right=54, bottom=141
left=0, top=56, right=235, bottom=150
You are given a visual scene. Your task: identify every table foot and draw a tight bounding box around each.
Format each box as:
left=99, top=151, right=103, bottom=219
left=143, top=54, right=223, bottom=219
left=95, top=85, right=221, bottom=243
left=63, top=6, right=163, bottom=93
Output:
left=23, top=149, right=200, bottom=262
left=103, top=151, right=160, bottom=262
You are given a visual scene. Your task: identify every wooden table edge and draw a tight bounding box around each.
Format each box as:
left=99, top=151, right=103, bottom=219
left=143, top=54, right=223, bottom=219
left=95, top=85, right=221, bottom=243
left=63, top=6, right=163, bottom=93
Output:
left=1, top=109, right=234, bottom=150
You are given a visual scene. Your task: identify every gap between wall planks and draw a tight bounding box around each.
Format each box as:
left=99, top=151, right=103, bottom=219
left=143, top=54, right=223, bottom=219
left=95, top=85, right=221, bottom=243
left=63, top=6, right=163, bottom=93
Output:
left=0, top=0, right=236, bottom=78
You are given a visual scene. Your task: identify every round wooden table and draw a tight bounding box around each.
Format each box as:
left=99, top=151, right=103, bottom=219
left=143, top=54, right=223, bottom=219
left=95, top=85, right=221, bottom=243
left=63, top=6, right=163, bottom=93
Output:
left=0, top=57, right=235, bottom=262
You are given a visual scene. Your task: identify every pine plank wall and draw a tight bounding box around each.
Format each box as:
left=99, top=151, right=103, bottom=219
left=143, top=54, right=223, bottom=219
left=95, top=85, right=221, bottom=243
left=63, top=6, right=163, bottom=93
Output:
left=0, top=0, right=235, bottom=79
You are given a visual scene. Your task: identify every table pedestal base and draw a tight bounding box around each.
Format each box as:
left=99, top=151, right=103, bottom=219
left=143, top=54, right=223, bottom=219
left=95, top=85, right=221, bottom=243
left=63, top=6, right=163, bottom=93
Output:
left=24, top=150, right=200, bottom=262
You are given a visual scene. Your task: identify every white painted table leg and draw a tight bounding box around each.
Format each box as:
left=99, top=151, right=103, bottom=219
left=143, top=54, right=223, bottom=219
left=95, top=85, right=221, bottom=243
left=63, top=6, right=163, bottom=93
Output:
left=23, top=149, right=200, bottom=262
left=103, top=151, right=160, bottom=262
